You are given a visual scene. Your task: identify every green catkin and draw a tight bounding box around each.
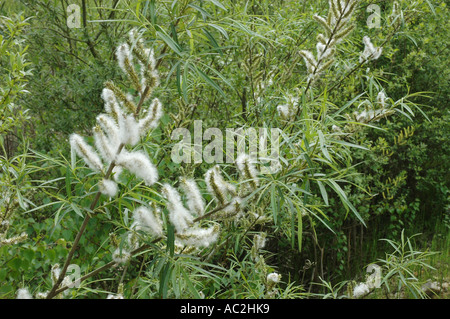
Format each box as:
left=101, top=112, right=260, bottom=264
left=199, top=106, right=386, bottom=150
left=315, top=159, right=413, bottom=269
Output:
left=104, top=81, right=137, bottom=114
left=123, top=55, right=142, bottom=93
left=298, top=0, right=357, bottom=85
left=313, top=15, right=333, bottom=36
left=209, top=169, right=226, bottom=206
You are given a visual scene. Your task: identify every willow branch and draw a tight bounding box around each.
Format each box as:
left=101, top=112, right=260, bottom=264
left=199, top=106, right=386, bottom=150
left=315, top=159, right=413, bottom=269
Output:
left=52, top=187, right=256, bottom=297
left=47, top=82, right=151, bottom=299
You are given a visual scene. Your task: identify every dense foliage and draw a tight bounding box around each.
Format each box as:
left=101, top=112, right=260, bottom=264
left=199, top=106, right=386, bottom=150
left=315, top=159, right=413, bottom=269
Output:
left=0, top=0, right=448, bottom=299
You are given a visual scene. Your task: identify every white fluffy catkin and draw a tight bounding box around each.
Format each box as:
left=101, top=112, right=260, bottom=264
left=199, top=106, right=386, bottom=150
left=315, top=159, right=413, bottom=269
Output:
left=112, top=247, right=131, bottom=264
left=133, top=206, right=163, bottom=238
left=360, top=36, right=382, bottom=63
left=218, top=196, right=242, bottom=219
left=176, top=225, right=219, bottom=248
left=236, top=153, right=259, bottom=189
left=376, top=90, right=387, bottom=108
left=70, top=133, right=103, bottom=172
left=277, top=104, right=291, bottom=121
left=16, top=288, right=33, bottom=299
left=115, top=150, right=158, bottom=186
left=205, top=166, right=237, bottom=205
left=118, top=114, right=140, bottom=146
left=254, top=233, right=267, bottom=251
left=116, top=43, right=132, bottom=74
left=138, top=98, right=163, bottom=136
left=96, top=114, right=120, bottom=148
left=93, top=127, right=116, bottom=163
left=353, top=282, right=370, bottom=298
left=180, top=177, right=205, bottom=217
left=99, top=178, right=119, bottom=197
left=267, top=272, right=281, bottom=285
left=162, top=183, right=193, bottom=233
left=101, top=88, right=122, bottom=118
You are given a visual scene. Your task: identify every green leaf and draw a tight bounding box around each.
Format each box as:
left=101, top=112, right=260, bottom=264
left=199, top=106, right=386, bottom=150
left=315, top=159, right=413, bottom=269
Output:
left=123, top=208, right=129, bottom=226
left=23, top=249, right=35, bottom=262
left=316, top=180, right=329, bottom=205
left=195, top=66, right=226, bottom=98
left=149, top=0, right=157, bottom=24
left=180, top=268, right=202, bottom=298
left=7, top=257, right=22, bottom=271
left=297, top=204, right=303, bottom=253
left=182, top=62, right=189, bottom=103
left=202, top=28, right=223, bottom=56
left=159, top=263, right=173, bottom=299
left=200, top=61, right=233, bottom=88
left=174, top=61, right=183, bottom=97
left=188, top=4, right=212, bottom=20
left=330, top=139, right=369, bottom=151
left=207, top=0, right=227, bottom=11
left=285, top=198, right=296, bottom=249
left=167, top=224, right=175, bottom=257
left=425, top=0, right=436, bottom=16
left=70, top=203, right=83, bottom=218
left=208, top=23, right=228, bottom=39
left=169, top=22, right=180, bottom=45
left=156, top=27, right=183, bottom=56
left=270, top=184, right=279, bottom=225
left=333, top=93, right=365, bottom=117
left=54, top=202, right=67, bottom=227
left=0, top=268, right=6, bottom=281
left=318, top=130, right=332, bottom=162
left=327, top=180, right=366, bottom=226
left=16, top=190, right=26, bottom=210
left=65, top=165, right=72, bottom=199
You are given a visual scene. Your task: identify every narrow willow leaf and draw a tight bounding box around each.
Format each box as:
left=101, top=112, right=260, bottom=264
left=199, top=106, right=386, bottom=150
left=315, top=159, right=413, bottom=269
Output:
left=156, top=28, right=183, bottom=56
left=425, top=0, right=436, bottom=15
left=159, top=262, right=173, bottom=299
left=170, top=22, right=179, bottom=44
left=271, top=184, right=278, bottom=225
left=188, top=4, right=212, bottom=20
left=203, top=28, right=223, bottom=56
left=149, top=0, right=157, bottom=24
left=182, top=62, right=189, bottom=103
left=16, top=190, right=26, bottom=210
left=318, top=130, right=332, bottom=162
left=180, top=268, right=202, bottom=298
left=208, top=23, right=229, bottom=39
left=167, top=224, right=175, bottom=256
left=334, top=93, right=365, bottom=116
left=195, top=65, right=226, bottom=98
left=65, top=164, right=71, bottom=200
left=176, top=62, right=182, bottom=97
left=70, top=203, right=83, bottom=218
left=330, top=139, right=369, bottom=151
left=207, top=0, right=227, bottom=11
left=317, top=180, right=329, bottom=205
left=296, top=204, right=303, bottom=253
left=327, top=180, right=366, bottom=226
left=286, top=198, right=296, bottom=249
